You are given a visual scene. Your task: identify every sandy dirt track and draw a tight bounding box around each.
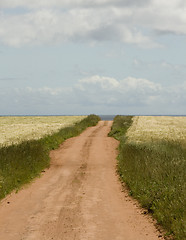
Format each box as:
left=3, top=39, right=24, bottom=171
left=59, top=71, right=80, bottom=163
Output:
left=0, top=121, right=163, bottom=240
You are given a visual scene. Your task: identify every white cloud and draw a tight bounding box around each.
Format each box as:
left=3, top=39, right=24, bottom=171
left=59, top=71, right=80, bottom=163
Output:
left=74, top=76, right=163, bottom=108
left=137, top=0, right=186, bottom=35
left=1, top=1, right=185, bottom=47
left=1, top=75, right=185, bottom=115
left=0, top=7, right=153, bottom=46
left=77, top=75, right=119, bottom=90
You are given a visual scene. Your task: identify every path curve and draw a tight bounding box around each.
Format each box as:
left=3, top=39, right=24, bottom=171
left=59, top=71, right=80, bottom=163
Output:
left=0, top=121, right=163, bottom=240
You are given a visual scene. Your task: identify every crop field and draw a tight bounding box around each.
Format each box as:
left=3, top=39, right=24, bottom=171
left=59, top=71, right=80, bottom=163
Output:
left=109, top=115, right=186, bottom=240
left=126, top=116, right=186, bottom=144
left=0, top=116, right=86, bottom=146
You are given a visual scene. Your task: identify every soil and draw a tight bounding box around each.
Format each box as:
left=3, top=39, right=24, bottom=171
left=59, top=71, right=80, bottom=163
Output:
left=0, top=121, right=164, bottom=240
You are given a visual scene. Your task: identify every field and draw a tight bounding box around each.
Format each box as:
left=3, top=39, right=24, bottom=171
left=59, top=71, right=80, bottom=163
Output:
left=126, top=116, right=186, bottom=145
left=109, top=116, right=186, bottom=240
left=0, top=117, right=162, bottom=239
left=0, top=115, right=185, bottom=239
left=0, top=116, right=86, bottom=146
left=0, top=115, right=100, bottom=200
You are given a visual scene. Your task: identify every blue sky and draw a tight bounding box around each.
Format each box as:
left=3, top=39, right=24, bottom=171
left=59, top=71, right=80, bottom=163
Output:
left=0, top=0, right=186, bottom=115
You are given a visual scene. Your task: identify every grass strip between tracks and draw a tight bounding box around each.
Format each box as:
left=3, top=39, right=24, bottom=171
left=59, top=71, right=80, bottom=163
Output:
left=0, top=114, right=100, bottom=200
left=109, top=115, right=186, bottom=240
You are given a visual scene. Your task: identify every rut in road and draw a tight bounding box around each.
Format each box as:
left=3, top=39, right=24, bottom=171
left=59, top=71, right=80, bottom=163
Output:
left=0, top=121, right=163, bottom=240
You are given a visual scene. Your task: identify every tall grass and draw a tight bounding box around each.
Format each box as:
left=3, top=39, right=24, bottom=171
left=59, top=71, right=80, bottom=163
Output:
left=108, top=115, right=133, bottom=140
left=0, top=114, right=100, bottom=200
left=109, top=115, right=186, bottom=240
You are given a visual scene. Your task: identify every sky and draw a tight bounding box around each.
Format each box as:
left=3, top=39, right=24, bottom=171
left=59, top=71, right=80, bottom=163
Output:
left=0, top=0, right=186, bottom=116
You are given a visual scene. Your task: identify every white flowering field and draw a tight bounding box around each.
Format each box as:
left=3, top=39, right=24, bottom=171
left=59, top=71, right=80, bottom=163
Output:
left=126, top=116, right=186, bottom=144
left=0, top=116, right=86, bottom=146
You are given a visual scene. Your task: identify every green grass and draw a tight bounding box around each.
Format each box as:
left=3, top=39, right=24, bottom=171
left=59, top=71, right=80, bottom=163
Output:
left=109, top=115, right=186, bottom=240
left=0, top=114, right=100, bottom=200
left=108, top=115, right=133, bottom=140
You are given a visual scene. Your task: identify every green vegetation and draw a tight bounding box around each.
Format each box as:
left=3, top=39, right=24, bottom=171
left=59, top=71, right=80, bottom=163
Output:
left=108, top=115, right=133, bottom=140
left=109, top=115, right=186, bottom=240
left=0, top=114, right=100, bottom=200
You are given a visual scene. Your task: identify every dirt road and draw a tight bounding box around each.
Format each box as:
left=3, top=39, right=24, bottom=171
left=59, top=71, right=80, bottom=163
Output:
left=0, top=121, right=163, bottom=240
